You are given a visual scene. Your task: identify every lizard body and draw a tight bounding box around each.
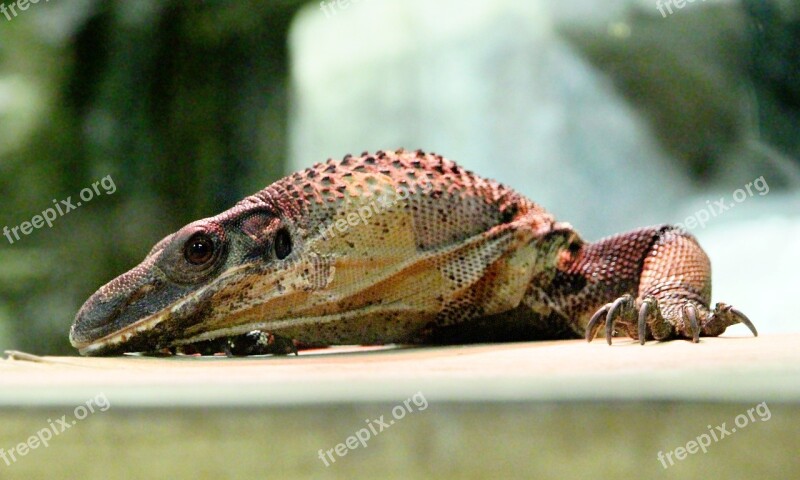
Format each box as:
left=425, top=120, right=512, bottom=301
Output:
left=70, top=149, right=756, bottom=356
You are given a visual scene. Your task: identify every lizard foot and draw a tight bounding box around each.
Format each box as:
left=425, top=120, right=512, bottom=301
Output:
left=172, top=331, right=299, bottom=356
left=225, top=331, right=299, bottom=356
left=585, top=295, right=757, bottom=345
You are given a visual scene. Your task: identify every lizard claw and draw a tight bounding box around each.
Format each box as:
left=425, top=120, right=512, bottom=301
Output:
left=586, top=294, right=634, bottom=344
left=637, top=298, right=656, bottom=345
left=702, top=303, right=758, bottom=338
left=586, top=303, right=611, bottom=342
left=682, top=304, right=700, bottom=343
left=731, top=308, right=758, bottom=337
left=605, top=294, right=634, bottom=345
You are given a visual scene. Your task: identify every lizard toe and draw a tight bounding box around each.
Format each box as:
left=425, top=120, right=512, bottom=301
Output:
left=702, top=302, right=758, bottom=338
left=586, top=294, right=635, bottom=345
left=586, top=303, right=611, bottom=342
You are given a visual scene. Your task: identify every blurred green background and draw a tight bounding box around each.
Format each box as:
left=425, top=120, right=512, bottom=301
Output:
left=0, top=0, right=799, bottom=355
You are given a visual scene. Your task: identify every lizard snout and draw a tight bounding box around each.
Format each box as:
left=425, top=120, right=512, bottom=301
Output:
left=70, top=283, right=129, bottom=348
left=69, top=261, right=190, bottom=355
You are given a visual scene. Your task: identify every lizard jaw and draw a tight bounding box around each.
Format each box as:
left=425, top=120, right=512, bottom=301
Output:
left=70, top=265, right=226, bottom=356
left=72, top=310, right=170, bottom=356
left=70, top=254, right=333, bottom=355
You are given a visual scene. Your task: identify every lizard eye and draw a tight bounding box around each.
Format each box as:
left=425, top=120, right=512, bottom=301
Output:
left=274, top=228, right=292, bottom=260
left=184, top=233, right=215, bottom=265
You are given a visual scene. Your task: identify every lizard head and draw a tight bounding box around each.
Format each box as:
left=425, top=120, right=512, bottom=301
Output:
left=69, top=203, right=300, bottom=356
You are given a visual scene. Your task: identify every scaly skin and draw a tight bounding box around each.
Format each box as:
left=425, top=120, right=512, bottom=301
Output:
left=69, top=149, right=756, bottom=356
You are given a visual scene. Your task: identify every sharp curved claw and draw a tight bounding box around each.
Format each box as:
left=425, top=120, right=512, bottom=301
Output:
left=731, top=308, right=758, bottom=337
left=637, top=301, right=651, bottom=346
left=684, top=304, right=700, bottom=343
left=605, top=296, right=630, bottom=345
left=586, top=306, right=609, bottom=342
left=605, top=308, right=618, bottom=346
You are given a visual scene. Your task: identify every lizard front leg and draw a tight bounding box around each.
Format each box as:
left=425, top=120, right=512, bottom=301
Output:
left=555, top=226, right=757, bottom=344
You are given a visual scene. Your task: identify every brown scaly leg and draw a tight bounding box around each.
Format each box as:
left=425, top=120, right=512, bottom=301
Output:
left=581, top=226, right=757, bottom=344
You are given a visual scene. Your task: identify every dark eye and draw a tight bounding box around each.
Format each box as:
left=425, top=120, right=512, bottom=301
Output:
left=184, top=233, right=215, bottom=265
left=274, top=228, right=292, bottom=260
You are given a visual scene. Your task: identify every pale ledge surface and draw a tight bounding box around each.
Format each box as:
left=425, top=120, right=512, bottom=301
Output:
left=1, top=331, right=795, bottom=407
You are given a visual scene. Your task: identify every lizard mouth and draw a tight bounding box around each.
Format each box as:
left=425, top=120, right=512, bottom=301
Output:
left=70, top=280, right=254, bottom=356
left=72, top=311, right=257, bottom=356
left=70, top=258, right=230, bottom=356
left=71, top=310, right=171, bottom=356
left=71, top=291, right=261, bottom=356
left=70, top=252, right=337, bottom=356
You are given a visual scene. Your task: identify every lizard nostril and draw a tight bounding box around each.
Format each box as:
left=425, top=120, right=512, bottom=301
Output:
left=70, top=290, right=128, bottom=346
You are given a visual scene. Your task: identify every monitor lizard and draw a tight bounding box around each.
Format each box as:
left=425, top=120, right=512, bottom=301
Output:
left=69, top=149, right=757, bottom=356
